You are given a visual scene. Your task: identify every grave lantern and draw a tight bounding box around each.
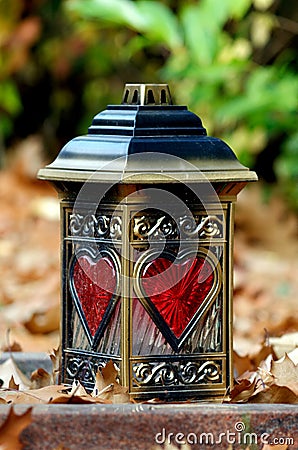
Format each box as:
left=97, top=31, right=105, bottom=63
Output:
left=38, top=83, right=257, bottom=401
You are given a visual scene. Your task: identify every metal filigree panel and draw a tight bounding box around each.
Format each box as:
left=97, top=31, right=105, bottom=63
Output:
left=132, top=359, right=223, bottom=387
left=132, top=211, right=224, bottom=242
left=69, top=212, right=122, bottom=239
left=64, top=353, right=120, bottom=386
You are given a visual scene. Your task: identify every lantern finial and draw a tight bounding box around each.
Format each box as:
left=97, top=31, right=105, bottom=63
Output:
left=121, top=83, right=173, bottom=106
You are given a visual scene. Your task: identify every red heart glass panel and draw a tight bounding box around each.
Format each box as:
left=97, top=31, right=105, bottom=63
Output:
left=141, top=256, right=214, bottom=338
left=73, top=255, right=116, bottom=337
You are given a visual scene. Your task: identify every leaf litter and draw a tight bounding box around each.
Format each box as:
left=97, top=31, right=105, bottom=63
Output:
left=0, top=357, right=131, bottom=406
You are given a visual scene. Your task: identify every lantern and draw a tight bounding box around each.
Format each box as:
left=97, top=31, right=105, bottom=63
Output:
left=38, top=83, right=257, bottom=401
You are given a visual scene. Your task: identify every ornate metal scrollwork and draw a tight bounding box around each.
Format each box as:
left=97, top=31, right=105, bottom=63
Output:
left=133, top=215, right=177, bottom=240
left=70, top=214, right=95, bottom=237
left=110, top=216, right=122, bottom=239
left=132, top=213, right=223, bottom=241
left=96, top=215, right=110, bottom=238
left=133, top=360, right=222, bottom=386
left=66, top=356, right=110, bottom=383
left=179, top=215, right=223, bottom=238
left=69, top=213, right=122, bottom=239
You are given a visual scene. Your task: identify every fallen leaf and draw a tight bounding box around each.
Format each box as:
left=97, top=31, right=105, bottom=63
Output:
left=48, top=380, right=110, bottom=404
left=1, top=341, right=22, bottom=353
left=269, top=332, right=298, bottom=358
left=233, top=344, right=276, bottom=378
left=287, top=347, right=298, bottom=365
left=48, top=347, right=60, bottom=382
left=92, top=361, right=131, bottom=403
left=49, top=394, right=109, bottom=404
left=8, top=376, right=19, bottom=391
left=0, top=406, right=32, bottom=450
left=249, top=384, right=298, bottom=404
left=233, top=351, right=254, bottom=376
left=270, top=353, right=298, bottom=396
left=3, top=382, right=112, bottom=405
left=0, top=357, right=31, bottom=390
left=251, top=344, right=277, bottom=370
left=23, top=305, right=60, bottom=334
left=30, top=368, right=52, bottom=389
left=229, top=378, right=257, bottom=402
left=3, top=385, right=68, bottom=405
left=69, top=380, right=89, bottom=397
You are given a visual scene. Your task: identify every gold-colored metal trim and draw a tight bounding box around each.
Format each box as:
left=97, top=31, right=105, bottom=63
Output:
left=121, top=83, right=173, bottom=106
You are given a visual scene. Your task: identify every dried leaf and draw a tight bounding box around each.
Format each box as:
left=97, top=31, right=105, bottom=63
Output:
left=4, top=385, right=67, bottom=405
left=30, top=368, right=52, bottom=389
left=287, top=347, right=298, bottom=365
left=8, top=376, right=19, bottom=391
left=1, top=341, right=22, bottom=353
left=233, top=351, right=254, bottom=376
left=49, top=347, right=61, bottom=381
left=270, top=353, right=298, bottom=396
left=3, top=383, right=111, bottom=405
left=0, top=406, right=32, bottom=450
left=100, top=360, right=120, bottom=387
left=233, top=344, right=276, bottom=378
left=49, top=394, right=109, bottom=404
left=49, top=381, right=110, bottom=404
left=69, top=380, right=89, bottom=397
left=269, top=332, right=298, bottom=358
left=23, top=305, right=60, bottom=334
left=0, top=357, right=31, bottom=390
left=92, top=361, right=131, bottom=403
left=229, top=378, right=257, bottom=402
left=251, top=344, right=277, bottom=369
left=249, top=384, right=298, bottom=404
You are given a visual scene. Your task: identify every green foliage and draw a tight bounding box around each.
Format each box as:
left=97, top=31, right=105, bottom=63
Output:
left=67, top=0, right=182, bottom=48
left=65, top=0, right=297, bottom=209
left=0, top=81, right=22, bottom=138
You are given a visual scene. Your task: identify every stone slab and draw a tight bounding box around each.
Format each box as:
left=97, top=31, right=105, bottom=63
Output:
left=0, top=352, right=52, bottom=377
left=0, top=403, right=296, bottom=450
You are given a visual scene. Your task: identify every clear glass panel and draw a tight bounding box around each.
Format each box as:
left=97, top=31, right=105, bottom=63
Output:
left=132, top=296, right=222, bottom=355
left=71, top=300, right=121, bottom=355
left=71, top=309, right=92, bottom=351
left=97, top=301, right=121, bottom=355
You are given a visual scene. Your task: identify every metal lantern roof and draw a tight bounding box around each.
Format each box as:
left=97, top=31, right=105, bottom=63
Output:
left=38, top=84, right=257, bottom=184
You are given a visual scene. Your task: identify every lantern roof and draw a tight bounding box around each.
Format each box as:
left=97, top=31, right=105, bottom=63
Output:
left=38, top=84, right=257, bottom=184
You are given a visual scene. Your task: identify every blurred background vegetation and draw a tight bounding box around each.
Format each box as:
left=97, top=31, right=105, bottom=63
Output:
left=0, top=0, right=297, bottom=209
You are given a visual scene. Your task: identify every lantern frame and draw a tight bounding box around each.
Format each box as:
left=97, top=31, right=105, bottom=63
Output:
left=38, top=84, right=257, bottom=400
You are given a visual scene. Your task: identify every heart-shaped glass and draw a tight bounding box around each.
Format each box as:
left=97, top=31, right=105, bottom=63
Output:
left=135, top=250, right=220, bottom=351
left=69, top=249, right=119, bottom=348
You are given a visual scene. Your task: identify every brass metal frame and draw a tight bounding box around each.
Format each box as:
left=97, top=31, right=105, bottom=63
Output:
left=58, top=191, right=235, bottom=401
left=38, top=83, right=257, bottom=401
